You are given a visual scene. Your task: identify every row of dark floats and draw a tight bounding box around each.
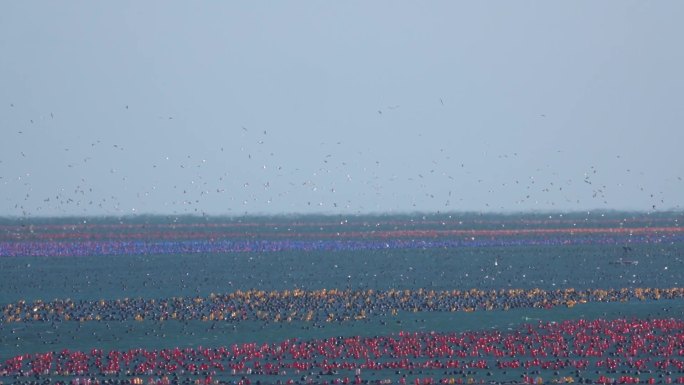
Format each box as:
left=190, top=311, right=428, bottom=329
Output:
left=1, top=288, right=682, bottom=323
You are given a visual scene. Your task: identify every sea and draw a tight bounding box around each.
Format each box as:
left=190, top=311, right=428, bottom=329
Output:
left=1, top=211, right=683, bottom=384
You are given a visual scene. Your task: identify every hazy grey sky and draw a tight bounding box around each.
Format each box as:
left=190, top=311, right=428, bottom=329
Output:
left=1, top=1, right=683, bottom=217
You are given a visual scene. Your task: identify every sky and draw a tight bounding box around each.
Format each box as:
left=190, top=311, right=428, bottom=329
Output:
left=1, top=1, right=683, bottom=217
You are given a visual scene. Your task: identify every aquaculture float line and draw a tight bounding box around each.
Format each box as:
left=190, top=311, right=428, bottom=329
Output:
left=2, top=227, right=683, bottom=243
left=1, top=232, right=683, bottom=257
left=5, top=318, right=684, bottom=384
left=2, top=288, right=683, bottom=323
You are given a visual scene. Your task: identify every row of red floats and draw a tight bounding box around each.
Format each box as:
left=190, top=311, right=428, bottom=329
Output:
left=5, top=319, right=684, bottom=383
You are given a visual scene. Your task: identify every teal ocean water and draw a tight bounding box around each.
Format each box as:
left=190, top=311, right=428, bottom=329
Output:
left=1, top=212, right=683, bottom=384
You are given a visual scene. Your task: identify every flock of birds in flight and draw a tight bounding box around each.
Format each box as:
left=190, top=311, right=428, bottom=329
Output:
left=1, top=100, right=681, bottom=218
